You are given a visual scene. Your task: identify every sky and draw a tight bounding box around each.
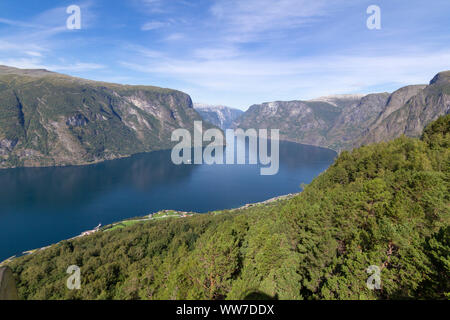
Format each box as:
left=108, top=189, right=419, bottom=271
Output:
left=0, top=0, right=449, bottom=110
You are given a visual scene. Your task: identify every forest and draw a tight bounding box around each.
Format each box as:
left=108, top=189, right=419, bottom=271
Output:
left=7, top=115, right=449, bottom=300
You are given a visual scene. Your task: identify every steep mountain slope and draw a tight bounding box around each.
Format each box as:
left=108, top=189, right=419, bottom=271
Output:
left=0, top=66, right=207, bottom=169
left=194, top=103, right=243, bottom=129
left=325, top=93, right=390, bottom=150
left=233, top=99, right=343, bottom=147
left=233, top=94, right=389, bottom=150
left=6, top=115, right=449, bottom=300
left=357, top=72, right=450, bottom=147
left=234, top=71, right=450, bottom=152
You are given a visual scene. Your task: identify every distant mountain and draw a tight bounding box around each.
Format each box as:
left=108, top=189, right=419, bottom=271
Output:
left=233, top=94, right=388, bottom=150
left=194, top=103, right=244, bottom=129
left=0, top=65, right=210, bottom=169
left=234, top=71, right=450, bottom=151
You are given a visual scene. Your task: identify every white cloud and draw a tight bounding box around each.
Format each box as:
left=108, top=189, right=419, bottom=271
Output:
left=0, top=39, right=47, bottom=53
left=141, top=20, right=168, bottom=31
left=25, top=51, right=43, bottom=57
left=138, top=0, right=170, bottom=14
left=193, top=47, right=241, bottom=60
left=0, top=58, right=46, bottom=70
left=50, top=62, right=105, bottom=72
left=0, top=2, right=102, bottom=76
left=121, top=49, right=450, bottom=108
left=0, top=57, right=105, bottom=73
left=165, top=33, right=184, bottom=41
left=210, top=0, right=329, bottom=43
left=0, top=18, right=43, bottom=29
left=3, top=0, right=449, bottom=110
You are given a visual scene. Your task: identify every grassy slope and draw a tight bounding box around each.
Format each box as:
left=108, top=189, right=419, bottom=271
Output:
left=6, top=115, right=450, bottom=300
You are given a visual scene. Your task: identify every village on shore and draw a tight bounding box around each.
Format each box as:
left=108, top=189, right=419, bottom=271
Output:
left=1, top=193, right=297, bottom=267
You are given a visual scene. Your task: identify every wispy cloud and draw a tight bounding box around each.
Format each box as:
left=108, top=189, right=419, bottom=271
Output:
left=141, top=20, right=169, bottom=31
left=25, top=51, right=43, bottom=57
left=50, top=62, right=105, bottom=72
left=0, top=57, right=105, bottom=72
left=210, top=0, right=330, bottom=43
left=165, top=33, right=185, bottom=41
left=0, top=1, right=101, bottom=74
left=121, top=48, right=450, bottom=107
left=0, top=39, right=47, bottom=53
left=0, top=18, right=43, bottom=29
left=193, top=47, right=241, bottom=60
left=2, top=0, right=450, bottom=109
left=139, top=0, right=167, bottom=13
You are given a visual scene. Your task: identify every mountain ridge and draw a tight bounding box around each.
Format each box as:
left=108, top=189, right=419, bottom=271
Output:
left=0, top=66, right=213, bottom=169
left=233, top=71, right=450, bottom=151
left=357, top=71, right=450, bottom=148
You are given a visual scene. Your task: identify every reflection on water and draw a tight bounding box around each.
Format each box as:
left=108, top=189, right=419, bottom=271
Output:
left=0, top=141, right=336, bottom=260
left=0, top=151, right=195, bottom=210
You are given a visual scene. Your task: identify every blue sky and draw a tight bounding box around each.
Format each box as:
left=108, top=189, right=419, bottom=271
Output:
left=0, top=0, right=449, bottom=110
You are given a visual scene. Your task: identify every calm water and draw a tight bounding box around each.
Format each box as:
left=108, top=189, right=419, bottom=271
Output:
left=0, top=141, right=336, bottom=261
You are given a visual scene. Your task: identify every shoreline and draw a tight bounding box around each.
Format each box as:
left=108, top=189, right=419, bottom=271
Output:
left=0, top=192, right=298, bottom=266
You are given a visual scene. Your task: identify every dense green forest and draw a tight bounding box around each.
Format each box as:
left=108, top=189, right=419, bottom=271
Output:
left=7, top=115, right=449, bottom=300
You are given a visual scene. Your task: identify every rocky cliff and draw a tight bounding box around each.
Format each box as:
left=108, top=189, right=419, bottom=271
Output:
left=357, top=72, right=450, bottom=147
left=233, top=94, right=389, bottom=150
left=233, top=71, right=450, bottom=151
left=0, top=66, right=208, bottom=168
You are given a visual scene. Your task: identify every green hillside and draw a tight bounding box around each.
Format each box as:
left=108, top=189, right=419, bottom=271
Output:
left=6, top=115, right=449, bottom=300
left=0, top=66, right=207, bottom=169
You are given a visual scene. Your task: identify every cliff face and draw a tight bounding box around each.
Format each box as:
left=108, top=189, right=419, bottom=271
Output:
left=357, top=72, right=450, bottom=147
left=325, top=93, right=390, bottom=150
left=233, top=99, right=344, bottom=147
left=233, top=71, right=450, bottom=151
left=194, top=104, right=244, bottom=129
left=0, top=66, right=206, bottom=169
left=233, top=94, right=388, bottom=150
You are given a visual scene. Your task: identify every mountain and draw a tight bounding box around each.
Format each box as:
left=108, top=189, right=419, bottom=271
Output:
left=357, top=72, right=450, bottom=147
left=5, top=115, right=449, bottom=300
left=233, top=71, right=450, bottom=151
left=233, top=94, right=388, bottom=150
left=0, top=66, right=209, bottom=169
left=194, top=103, right=244, bottom=129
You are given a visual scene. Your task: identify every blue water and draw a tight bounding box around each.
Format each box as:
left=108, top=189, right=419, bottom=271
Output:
left=0, top=141, right=336, bottom=261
